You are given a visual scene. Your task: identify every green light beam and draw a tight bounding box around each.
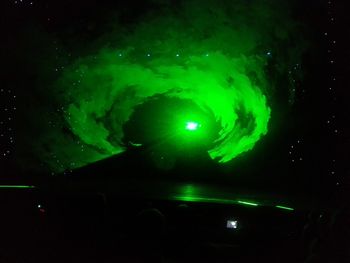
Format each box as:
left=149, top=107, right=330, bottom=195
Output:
left=275, top=205, right=294, bottom=211
left=0, top=185, right=36, bottom=189
left=237, top=200, right=259, bottom=206
left=172, top=195, right=261, bottom=207
left=172, top=195, right=237, bottom=205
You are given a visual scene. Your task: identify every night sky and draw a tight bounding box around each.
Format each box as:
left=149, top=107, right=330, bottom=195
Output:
left=0, top=0, right=348, bottom=207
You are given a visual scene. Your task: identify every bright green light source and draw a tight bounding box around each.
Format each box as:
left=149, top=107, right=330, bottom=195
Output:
left=238, top=200, right=259, bottom=206
left=275, top=205, right=294, bottom=211
left=185, top=121, right=199, bottom=131
left=0, top=185, right=36, bottom=189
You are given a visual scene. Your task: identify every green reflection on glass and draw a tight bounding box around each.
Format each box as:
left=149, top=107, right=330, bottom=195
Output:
left=0, top=185, right=36, bottom=189
left=237, top=200, right=259, bottom=206
left=275, top=205, right=294, bottom=211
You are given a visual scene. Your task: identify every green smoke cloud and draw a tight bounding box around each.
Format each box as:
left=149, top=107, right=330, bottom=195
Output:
left=26, top=0, right=306, bottom=173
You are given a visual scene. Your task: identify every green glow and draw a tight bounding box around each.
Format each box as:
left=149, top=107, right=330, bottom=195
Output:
left=237, top=200, right=259, bottom=206
left=172, top=196, right=261, bottom=207
left=173, top=195, right=237, bottom=205
left=30, top=0, right=307, bottom=172
left=129, top=142, right=143, bottom=147
left=171, top=186, right=261, bottom=206
left=173, top=184, right=237, bottom=205
left=275, top=205, right=294, bottom=211
left=185, top=121, right=200, bottom=131
left=0, top=185, right=36, bottom=189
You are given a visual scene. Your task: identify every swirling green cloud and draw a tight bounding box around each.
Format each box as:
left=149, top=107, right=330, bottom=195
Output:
left=59, top=50, right=270, bottom=165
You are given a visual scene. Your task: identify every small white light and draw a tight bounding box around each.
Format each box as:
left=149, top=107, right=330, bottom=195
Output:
left=227, top=220, right=238, bottom=229
left=185, top=121, right=199, bottom=131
